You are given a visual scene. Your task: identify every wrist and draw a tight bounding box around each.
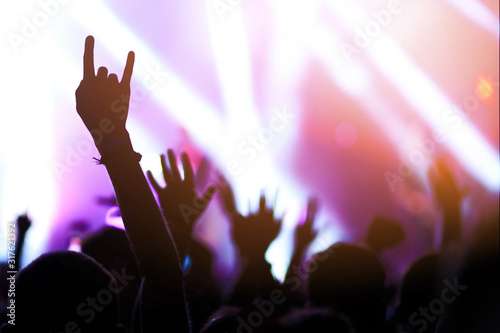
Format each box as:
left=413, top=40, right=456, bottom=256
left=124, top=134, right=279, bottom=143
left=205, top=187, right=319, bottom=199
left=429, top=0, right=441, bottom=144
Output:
left=95, top=131, right=133, bottom=155
left=94, top=133, right=142, bottom=165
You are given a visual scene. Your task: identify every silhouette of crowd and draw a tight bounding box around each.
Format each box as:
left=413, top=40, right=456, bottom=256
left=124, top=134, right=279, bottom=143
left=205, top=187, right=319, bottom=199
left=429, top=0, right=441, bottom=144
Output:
left=0, top=36, right=498, bottom=333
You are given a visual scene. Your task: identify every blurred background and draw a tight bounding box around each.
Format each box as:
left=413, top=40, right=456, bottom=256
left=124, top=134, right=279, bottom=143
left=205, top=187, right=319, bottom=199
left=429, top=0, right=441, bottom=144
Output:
left=0, top=0, right=498, bottom=284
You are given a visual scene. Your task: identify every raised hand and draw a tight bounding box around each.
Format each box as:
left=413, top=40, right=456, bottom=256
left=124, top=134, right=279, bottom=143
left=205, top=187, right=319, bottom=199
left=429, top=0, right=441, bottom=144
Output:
left=295, top=198, right=318, bottom=251
left=225, top=190, right=282, bottom=305
left=14, top=214, right=32, bottom=271
left=283, top=198, right=318, bottom=302
left=16, top=214, right=32, bottom=236
left=147, top=149, right=216, bottom=255
left=230, top=192, right=282, bottom=258
left=429, top=159, right=466, bottom=212
left=428, top=159, right=466, bottom=247
left=75, top=35, right=135, bottom=153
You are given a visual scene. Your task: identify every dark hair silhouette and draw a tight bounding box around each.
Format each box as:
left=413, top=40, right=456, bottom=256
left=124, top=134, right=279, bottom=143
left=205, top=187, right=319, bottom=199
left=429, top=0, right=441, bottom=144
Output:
left=307, top=242, right=387, bottom=333
left=81, top=226, right=141, bottom=330
left=2, top=250, right=124, bottom=333
left=396, top=254, right=441, bottom=333
left=366, top=215, right=405, bottom=254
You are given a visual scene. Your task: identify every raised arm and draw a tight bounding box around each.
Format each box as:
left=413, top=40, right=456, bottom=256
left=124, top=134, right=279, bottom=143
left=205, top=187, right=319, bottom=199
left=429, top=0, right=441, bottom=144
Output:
left=75, top=36, right=189, bottom=332
left=14, top=214, right=32, bottom=273
left=284, top=198, right=317, bottom=302
left=429, top=159, right=465, bottom=249
left=222, top=187, right=282, bottom=305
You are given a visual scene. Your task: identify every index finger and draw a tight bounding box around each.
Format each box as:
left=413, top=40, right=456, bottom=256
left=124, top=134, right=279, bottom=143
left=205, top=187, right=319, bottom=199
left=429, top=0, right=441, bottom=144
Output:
left=306, top=198, right=317, bottom=219
left=83, top=36, right=95, bottom=79
left=121, top=51, right=135, bottom=86
left=259, top=192, right=266, bottom=212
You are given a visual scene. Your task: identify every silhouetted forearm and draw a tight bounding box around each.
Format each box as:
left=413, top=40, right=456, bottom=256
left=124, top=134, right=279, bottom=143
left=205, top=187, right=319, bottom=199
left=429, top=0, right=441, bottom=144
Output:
left=230, top=256, right=278, bottom=305
left=14, top=215, right=31, bottom=272
left=14, top=235, right=26, bottom=273
left=102, top=144, right=190, bottom=332
left=283, top=244, right=308, bottom=303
